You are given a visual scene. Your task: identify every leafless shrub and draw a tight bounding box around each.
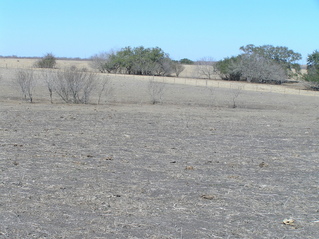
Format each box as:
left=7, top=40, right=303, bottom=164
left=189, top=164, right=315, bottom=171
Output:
left=97, top=76, right=113, bottom=105
left=40, top=70, right=55, bottom=103
left=14, top=69, right=36, bottom=103
left=230, top=85, right=243, bottom=108
left=206, top=86, right=216, bottom=107
left=172, top=62, right=185, bottom=77
left=303, top=80, right=319, bottom=91
left=195, top=57, right=216, bottom=79
left=153, top=58, right=174, bottom=76
left=53, top=67, right=99, bottom=104
left=147, top=77, right=165, bottom=104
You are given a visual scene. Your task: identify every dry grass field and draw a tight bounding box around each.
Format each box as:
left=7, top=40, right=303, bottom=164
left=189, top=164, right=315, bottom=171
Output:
left=0, top=58, right=319, bottom=238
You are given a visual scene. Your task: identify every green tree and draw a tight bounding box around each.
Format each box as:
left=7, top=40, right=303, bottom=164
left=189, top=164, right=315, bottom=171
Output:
left=214, top=56, right=242, bottom=81
left=34, top=53, right=56, bottom=68
left=303, top=50, right=319, bottom=90
left=179, top=58, right=194, bottom=64
left=239, top=44, right=301, bottom=76
left=306, top=50, right=319, bottom=70
left=92, top=46, right=174, bottom=76
left=90, top=51, right=119, bottom=73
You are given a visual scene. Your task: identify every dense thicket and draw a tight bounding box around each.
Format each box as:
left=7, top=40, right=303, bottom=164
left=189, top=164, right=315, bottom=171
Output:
left=34, top=53, right=57, bottom=69
left=91, top=46, right=184, bottom=76
left=215, top=44, right=301, bottom=84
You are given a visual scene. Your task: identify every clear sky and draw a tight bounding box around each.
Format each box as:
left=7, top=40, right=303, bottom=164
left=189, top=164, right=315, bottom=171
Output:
left=1, top=0, right=319, bottom=63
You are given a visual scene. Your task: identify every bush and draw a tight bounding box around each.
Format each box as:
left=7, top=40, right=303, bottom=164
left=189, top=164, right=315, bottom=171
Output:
left=34, top=53, right=56, bottom=68
left=215, top=56, right=241, bottom=81
left=53, top=67, right=99, bottom=104
left=42, top=67, right=112, bottom=104
left=179, top=58, right=194, bottom=65
left=14, top=69, right=36, bottom=102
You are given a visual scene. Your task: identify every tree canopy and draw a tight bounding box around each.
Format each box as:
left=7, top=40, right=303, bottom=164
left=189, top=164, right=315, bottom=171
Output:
left=179, top=58, right=194, bottom=65
left=239, top=44, right=302, bottom=74
left=303, top=50, right=319, bottom=90
left=214, top=44, right=301, bottom=84
left=91, top=46, right=184, bottom=77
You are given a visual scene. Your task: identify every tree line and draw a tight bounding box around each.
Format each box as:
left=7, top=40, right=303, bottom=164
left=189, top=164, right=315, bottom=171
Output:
left=33, top=44, right=319, bottom=91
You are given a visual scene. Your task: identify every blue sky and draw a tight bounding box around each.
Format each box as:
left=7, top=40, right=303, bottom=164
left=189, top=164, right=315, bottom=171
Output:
left=1, top=0, right=319, bottom=63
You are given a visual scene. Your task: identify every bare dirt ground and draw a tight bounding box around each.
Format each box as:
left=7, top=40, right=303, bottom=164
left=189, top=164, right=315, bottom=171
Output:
left=0, top=60, right=319, bottom=238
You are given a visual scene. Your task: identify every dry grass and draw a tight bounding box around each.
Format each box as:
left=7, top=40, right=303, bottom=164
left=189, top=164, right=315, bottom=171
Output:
left=0, top=59, right=319, bottom=238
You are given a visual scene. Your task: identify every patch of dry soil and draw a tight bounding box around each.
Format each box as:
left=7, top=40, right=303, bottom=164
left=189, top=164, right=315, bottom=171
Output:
left=0, top=66, right=319, bottom=238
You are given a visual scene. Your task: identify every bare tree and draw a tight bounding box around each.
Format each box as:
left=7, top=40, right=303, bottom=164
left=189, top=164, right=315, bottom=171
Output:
left=230, top=85, right=243, bottom=108
left=153, top=58, right=174, bottom=76
left=172, top=62, right=185, bottom=77
left=14, top=69, right=36, bottom=103
left=147, top=77, right=166, bottom=104
left=40, top=70, right=55, bottom=103
left=97, top=76, right=113, bottom=105
left=195, top=57, right=216, bottom=79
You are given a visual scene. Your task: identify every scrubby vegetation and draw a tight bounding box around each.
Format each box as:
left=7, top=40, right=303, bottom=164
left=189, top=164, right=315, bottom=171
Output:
left=14, top=69, right=36, bottom=102
left=13, top=66, right=111, bottom=104
left=44, top=66, right=111, bottom=104
left=7, top=44, right=319, bottom=106
left=34, top=53, right=57, bottom=69
left=90, top=46, right=184, bottom=77
left=215, top=44, right=302, bottom=84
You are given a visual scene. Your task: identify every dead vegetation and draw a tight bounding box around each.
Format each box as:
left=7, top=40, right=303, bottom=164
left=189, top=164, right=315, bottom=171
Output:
left=0, top=61, right=319, bottom=238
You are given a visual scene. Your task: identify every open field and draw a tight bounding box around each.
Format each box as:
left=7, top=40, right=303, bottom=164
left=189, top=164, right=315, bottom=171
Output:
left=0, top=59, right=319, bottom=238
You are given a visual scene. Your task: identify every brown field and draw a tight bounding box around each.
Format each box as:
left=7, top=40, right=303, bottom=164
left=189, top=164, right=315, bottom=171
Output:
left=0, top=59, right=319, bottom=238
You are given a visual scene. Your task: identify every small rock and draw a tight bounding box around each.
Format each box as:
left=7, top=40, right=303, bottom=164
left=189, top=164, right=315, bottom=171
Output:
left=201, top=195, right=215, bottom=200
left=259, top=162, right=268, bottom=168
left=282, top=218, right=299, bottom=228
left=282, top=218, right=294, bottom=225
left=185, top=166, right=194, bottom=170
